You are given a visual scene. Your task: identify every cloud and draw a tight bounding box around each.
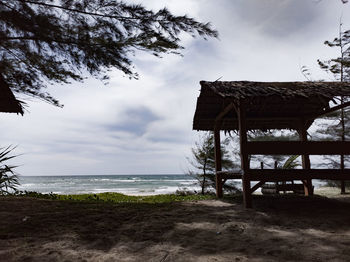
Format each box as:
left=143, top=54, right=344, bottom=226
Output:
left=2, top=0, right=350, bottom=175
left=227, top=0, right=322, bottom=38
left=105, top=106, right=161, bottom=136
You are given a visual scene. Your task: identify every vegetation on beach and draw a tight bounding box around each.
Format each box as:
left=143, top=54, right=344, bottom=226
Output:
left=0, top=146, right=20, bottom=194
left=13, top=191, right=215, bottom=204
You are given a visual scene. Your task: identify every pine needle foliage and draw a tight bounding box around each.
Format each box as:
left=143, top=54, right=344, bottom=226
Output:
left=0, top=0, right=218, bottom=106
left=188, top=132, right=238, bottom=194
left=316, top=22, right=350, bottom=165
left=317, top=28, right=350, bottom=82
left=316, top=21, right=350, bottom=191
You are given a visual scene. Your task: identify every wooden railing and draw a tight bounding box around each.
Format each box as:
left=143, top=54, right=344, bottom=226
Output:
left=247, top=169, right=350, bottom=181
left=246, top=141, right=350, bottom=155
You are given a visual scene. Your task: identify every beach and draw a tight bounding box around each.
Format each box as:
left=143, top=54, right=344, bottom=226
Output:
left=1, top=187, right=350, bottom=261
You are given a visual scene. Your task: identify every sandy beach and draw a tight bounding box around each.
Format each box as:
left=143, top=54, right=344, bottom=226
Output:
left=1, top=188, right=350, bottom=262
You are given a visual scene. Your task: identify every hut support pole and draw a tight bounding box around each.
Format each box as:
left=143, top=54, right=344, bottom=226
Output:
left=214, top=103, right=235, bottom=199
left=341, top=155, right=345, bottom=194
left=214, top=124, right=223, bottom=198
left=299, top=121, right=313, bottom=196
left=238, top=101, right=251, bottom=208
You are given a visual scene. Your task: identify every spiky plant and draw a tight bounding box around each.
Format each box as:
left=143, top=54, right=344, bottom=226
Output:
left=281, top=155, right=300, bottom=170
left=0, top=146, right=19, bottom=194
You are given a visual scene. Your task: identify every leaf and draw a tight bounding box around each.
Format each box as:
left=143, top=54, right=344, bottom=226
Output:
left=282, top=155, right=300, bottom=170
left=0, top=145, right=20, bottom=194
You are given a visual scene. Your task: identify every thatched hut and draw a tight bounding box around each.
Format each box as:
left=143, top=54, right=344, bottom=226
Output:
left=193, top=81, right=350, bottom=207
left=0, top=75, right=24, bottom=115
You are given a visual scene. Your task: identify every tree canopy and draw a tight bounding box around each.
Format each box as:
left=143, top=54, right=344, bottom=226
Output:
left=316, top=21, right=350, bottom=192
left=0, top=0, right=218, bottom=106
left=318, top=27, right=350, bottom=81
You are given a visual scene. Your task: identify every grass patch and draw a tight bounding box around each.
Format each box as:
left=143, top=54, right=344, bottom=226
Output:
left=14, top=191, right=215, bottom=204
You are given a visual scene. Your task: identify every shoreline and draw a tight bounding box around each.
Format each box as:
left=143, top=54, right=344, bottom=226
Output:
left=16, top=184, right=340, bottom=197
left=17, top=174, right=199, bottom=196
left=17, top=174, right=332, bottom=196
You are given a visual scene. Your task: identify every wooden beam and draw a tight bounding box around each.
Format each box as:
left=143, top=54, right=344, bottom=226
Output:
left=214, top=127, right=222, bottom=172
left=248, top=169, right=350, bottom=181
left=216, top=170, right=243, bottom=180
left=215, top=172, right=223, bottom=198
left=307, top=100, right=350, bottom=120
left=298, top=122, right=313, bottom=196
left=246, top=141, right=350, bottom=155
left=341, top=153, right=346, bottom=194
left=251, top=181, right=265, bottom=194
left=238, top=100, right=252, bottom=208
left=214, top=123, right=223, bottom=198
left=215, top=103, right=235, bottom=122
left=214, top=102, right=237, bottom=199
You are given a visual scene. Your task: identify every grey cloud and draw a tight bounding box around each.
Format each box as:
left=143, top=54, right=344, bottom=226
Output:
left=105, top=106, right=161, bottom=136
left=210, top=0, right=323, bottom=38
left=4, top=0, right=349, bottom=176
left=147, top=129, right=190, bottom=144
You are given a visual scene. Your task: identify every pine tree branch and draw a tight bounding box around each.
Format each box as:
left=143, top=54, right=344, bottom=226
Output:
left=13, top=0, right=143, bottom=21
left=0, top=0, right=218, bottom=106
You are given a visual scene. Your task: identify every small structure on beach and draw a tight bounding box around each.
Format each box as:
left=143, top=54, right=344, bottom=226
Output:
left=193, top=81, right=350, bottom=208
left=0, top=75, right=23, bottom=115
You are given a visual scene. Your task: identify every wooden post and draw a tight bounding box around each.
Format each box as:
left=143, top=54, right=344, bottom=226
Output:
left=213, top=103, right=235, bottom=198
left=214, top=124, right=223, bottom=198
left=299, top=121, right=313, bottom=196
left=341, top=98, right=346, bottom=194
left=238, top=100, right=252, bottom=208
left=341, top=180, right=346, bottom=194
left=341, top=155, right=346, bottom=194
left=274, top=161, right=278, bottom=189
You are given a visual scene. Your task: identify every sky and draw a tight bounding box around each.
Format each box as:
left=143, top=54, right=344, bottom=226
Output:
left=1, top=0, right=350, bottom=176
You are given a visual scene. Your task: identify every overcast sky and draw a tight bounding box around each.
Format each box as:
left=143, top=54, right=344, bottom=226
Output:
left=1, top=0, right=350, bottom=176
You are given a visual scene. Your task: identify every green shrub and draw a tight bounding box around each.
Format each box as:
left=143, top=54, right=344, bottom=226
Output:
left=14, top=191, right=215, bottom=204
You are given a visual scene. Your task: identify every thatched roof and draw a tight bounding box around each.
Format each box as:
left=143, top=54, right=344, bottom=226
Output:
left=193, top=81, right=350, bottom=131
left=0, top=75, right=24, bottom=115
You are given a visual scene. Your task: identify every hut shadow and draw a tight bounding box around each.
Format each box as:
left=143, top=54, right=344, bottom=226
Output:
left=160, top=194, right=350, bottom=260
left=2, top=195, right=350, bottom=260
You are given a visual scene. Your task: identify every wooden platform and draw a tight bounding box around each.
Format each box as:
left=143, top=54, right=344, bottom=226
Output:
left=216, top=169, right=347, bottom=198
left=261, top=183, right=305, bottom=195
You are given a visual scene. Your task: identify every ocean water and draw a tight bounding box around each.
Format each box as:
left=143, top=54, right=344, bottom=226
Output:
left=17, top=174, right=327, bottom=196
left=17, top=174, right=200, bottom=195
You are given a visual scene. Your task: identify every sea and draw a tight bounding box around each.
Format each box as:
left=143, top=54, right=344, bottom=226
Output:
left=17, top=174, right=201, bottom=195
left=17, top=174, right=328, bottom=196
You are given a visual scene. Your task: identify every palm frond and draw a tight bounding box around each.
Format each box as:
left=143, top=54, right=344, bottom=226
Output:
left=282, top=155, right=300, bottom=170
left=0, top=146, right=20, bottom=194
